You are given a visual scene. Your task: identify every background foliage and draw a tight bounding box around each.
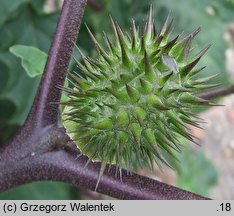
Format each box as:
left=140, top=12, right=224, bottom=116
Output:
left=1, top=0, right=233, bottom=199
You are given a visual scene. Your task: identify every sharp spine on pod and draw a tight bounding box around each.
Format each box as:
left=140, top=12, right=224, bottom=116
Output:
left=62, top=5, right=217, bottom=189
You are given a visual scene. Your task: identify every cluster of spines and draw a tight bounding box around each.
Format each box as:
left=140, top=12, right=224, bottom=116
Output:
left=62, top=7, right=218, bottom=185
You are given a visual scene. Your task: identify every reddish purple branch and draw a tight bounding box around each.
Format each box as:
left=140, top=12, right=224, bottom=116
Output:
left=31, top=0, right=87, bottom=128
left=197, top=85, right=234, bottom=100
left=0, top=0, right=211, bottom=200
left=0, top=144, right=207, bottom=200
left=0, top=0, right=87, bottom=160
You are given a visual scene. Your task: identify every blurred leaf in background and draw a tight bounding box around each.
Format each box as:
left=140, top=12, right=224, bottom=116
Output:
left=0, top=0, right=59, bottom=144
left=0, top=182, right=79, bottom=200
left=176, top=147, right=218, bottom=197
left=10, top=45, right=47, bottom=78
left=154, top=0, right=234, bottom=85
left=159, top=137, right=218, bottom=197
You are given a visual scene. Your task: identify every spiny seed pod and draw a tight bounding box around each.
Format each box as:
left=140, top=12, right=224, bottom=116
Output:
left=62, top=7, right=217, bottom=186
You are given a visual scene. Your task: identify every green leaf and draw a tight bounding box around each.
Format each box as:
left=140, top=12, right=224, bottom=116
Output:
left=30, top=0, right=47, bottom=14
left=0, top=99, right=16, bottom=127
left=0, top=60, right=9, bottom=93
left=0, top=4, right=59, bottom=126
left=10, top=45, right=47, bottom=78
left=0, top=0, right=29, bottom=27
left=0, top=182, right=79, bottom=200
left=176, top=147, right=218, bottom=196
left=0, top=28, right=13, bottom=50
left=0, top=51, right=40, bottom=126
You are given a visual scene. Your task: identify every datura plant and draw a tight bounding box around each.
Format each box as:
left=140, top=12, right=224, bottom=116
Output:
left=62, top=7, right=216, bottom=185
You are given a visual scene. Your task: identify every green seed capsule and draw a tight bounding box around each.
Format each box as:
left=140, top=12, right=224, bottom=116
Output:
left=62, top=6, right=215, bottom=184
left=115, top=110, right=130, bottom=128
left=91, top=119, right=113, bottom=130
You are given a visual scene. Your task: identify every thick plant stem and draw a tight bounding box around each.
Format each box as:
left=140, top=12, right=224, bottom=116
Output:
left=0, top=141, right=209, bottom=200
left=0, top=124, right=209, bottom=199
left=0, top=0, right=87, bottom=163
left=30, top=0, right=87, bottom=128
left=197, top=85, right=234, bottom=100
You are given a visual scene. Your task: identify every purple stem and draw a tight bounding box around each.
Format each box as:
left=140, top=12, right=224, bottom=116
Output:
left=0, top=0, right=210, bottom=200
left=30, top=0, right=87, bottom=128
left=0, top=143, right=208, bottom=200
left=197, top=85, right=234, bottom=100
left=1, top=0, right=87, bottom=158
left=88, top=0, right=104, bottom=11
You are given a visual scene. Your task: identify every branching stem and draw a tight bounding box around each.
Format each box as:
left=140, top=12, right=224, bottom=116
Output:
left=0, top=0, right=212, bottom=200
